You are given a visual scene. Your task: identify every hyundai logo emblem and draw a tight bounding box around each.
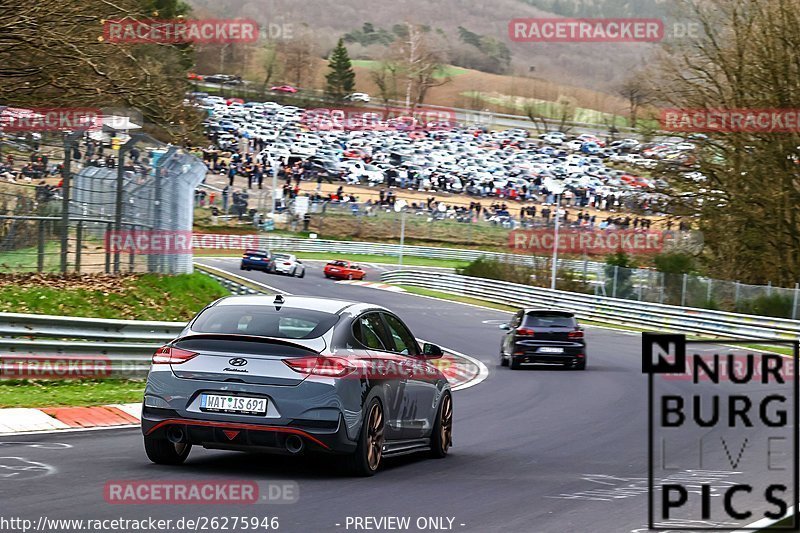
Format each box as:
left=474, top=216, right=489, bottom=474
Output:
left=228, top=358, right=248, bottom=367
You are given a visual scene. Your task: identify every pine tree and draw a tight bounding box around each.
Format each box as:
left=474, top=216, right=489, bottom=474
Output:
left=325, top=38, right=355, bottom=99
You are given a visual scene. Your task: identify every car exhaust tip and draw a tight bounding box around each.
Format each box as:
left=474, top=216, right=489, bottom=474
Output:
left=166, top=426, right=186, bottom=444
left=285, top=435, right=304, bottom=454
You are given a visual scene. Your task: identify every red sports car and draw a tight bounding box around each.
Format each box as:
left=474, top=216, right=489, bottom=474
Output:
left=323, top=260, right=366, bottom=280
left=270, top=85, right=298, bottom=93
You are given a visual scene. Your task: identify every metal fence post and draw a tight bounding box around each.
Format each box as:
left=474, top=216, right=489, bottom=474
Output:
left=75, top=221, right=83, bottom=273
left=659, top=272, right=665, bottom=304
left=612, top=265, right=618, bottom=298
left=37, top=220, right=45, bottom=273
left=793, top=283, right=799, bottom=320
left=60, top=133, right=82, bottom=274
left=681, top=273, right=688, bottom=307
left=767, top=281, right=772, bottom=296
left=129, top=225, right=136, bottom=272
left=706, top=278, right=712, bottom=306
left=105, top=222, right=112, bottom=274
left=734, top=281, right=740, bottom=309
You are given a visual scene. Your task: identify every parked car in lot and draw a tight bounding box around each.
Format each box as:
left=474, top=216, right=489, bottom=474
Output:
left=240, top=249, right=274, bottom=272
left=271, top=253, right=305, bottom=277
left=141, top=294, right=452, bottom=476
left=499, top=309, right=586, bottom=370
left=344, top=92, right=371, bottom=102
left=271, top=85, right=298, bottom=93
left=324, top=260, right=366, bottom=280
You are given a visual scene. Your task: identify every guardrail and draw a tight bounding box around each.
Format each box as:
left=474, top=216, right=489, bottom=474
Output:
left=0, top=265, right=269, bottom=378
left=380, top=270, right=800, bottom=341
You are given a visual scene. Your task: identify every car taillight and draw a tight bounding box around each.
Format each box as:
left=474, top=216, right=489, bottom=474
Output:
left=516, top=328, right=535, bottom=337
left=283, top=262, right=291, bottom=265
left=152, top=345, right=198, bottom=364
left=283, top=356, right=356, bottom=377
left=568, top=330, right=584, bottom=339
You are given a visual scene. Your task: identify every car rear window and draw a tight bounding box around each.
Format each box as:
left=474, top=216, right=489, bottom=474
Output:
left=328, top=260, right=349, bottom=267
left=273, top=254, right=290, bottom=261
left=523, top=313, right=577, bottom=328
left=244, top=249, right=269, bottom=257
left=191, top=305, right=339, bottom=339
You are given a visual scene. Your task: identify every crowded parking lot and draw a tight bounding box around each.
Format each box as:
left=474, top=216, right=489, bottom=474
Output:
left=192, top=94, right=701, bottom=227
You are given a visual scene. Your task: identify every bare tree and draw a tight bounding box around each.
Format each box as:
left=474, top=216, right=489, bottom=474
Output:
left=389, top=23, right=450, bottom=110
left=618, top=71, right=651, bottom=128
left=281, top=29, right=316, bottom=88
left=649, top=0, right=800, bottom=284
left=0, top=0, right=201, bottom=140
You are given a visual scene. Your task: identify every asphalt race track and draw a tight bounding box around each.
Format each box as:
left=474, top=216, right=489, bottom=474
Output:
left=1, top=258, right=792, bottom=533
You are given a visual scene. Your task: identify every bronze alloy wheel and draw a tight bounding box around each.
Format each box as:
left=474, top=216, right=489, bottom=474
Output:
left=366, top=402, right=384, bottom=471
left=439, top=394, right=453, bottom=452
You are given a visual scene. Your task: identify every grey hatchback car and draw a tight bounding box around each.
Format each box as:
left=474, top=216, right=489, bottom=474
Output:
left=141, top=294, right=453, bottom=476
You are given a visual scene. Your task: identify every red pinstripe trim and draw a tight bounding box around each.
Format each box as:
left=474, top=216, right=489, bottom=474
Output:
left=145, top=419, right=331, bottom=450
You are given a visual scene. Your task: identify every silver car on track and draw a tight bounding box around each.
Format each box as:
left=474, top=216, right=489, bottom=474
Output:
left=141, top=294, right=453, bottom=476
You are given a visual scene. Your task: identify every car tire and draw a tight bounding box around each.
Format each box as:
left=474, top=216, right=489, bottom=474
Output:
left=429, top=393, right=453, bottom=459
left=509, top=357, right=521, bottom=370
left=347, top=274, right=353, bottom=280
left=298, top=269, right=305, bottom=278
left=143, top=435, right=191, bottom=465
left=290, top=268, right=296, bottom=277
left=499, top=351, right=508, bottom=367
left=343, top=398, right=384, bottom=477
left=574, top=360, right=586, bottom=370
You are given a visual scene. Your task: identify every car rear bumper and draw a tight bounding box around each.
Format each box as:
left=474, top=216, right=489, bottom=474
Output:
left=241, top=260, right=271, bottom=271
left=511, top=352, right=584, bottom=366
left=141, top=406, right=357, bottom=454
left=511, top=343, right=585, bottom=366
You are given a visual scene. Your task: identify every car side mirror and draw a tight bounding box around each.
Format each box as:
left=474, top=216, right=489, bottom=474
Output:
left=499, top=324, right=511, bottom=331
left=421, top=342, right=443, bottom=359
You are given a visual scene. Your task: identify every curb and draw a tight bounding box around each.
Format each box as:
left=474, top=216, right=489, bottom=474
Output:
left=0, top=403, right=141, bottom=435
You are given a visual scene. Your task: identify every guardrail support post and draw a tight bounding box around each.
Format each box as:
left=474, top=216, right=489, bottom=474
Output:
left=734, top=281, right=740, bottom=310
left=681, top=273, right=688, bottom=307
left=793, top=283, right=799, bottom=320
left=706, top=278, right=712, bottom=306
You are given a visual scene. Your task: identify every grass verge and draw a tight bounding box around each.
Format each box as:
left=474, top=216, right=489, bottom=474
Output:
left=0, top=379, right=145, bottom=408
left=0, top=272, right=229, bottom=320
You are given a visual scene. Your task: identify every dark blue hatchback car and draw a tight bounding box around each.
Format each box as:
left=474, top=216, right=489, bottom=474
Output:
left=240, top=249, right=274, bottom=272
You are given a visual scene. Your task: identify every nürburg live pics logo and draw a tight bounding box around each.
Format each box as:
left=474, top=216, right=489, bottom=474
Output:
left=643, top=333, right=798, bottom=530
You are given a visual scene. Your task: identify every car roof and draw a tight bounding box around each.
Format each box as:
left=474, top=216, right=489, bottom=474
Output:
left=215, top=294, right=362, bottom=315
left=522, top=309, right=575, bottom=316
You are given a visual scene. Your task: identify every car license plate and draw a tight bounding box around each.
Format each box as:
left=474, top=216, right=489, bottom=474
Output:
left=538, top=347, right=564, bottom=354
left=330, top=268, right=339, bottom=272
left=200, top=394, right=268, bottom=415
